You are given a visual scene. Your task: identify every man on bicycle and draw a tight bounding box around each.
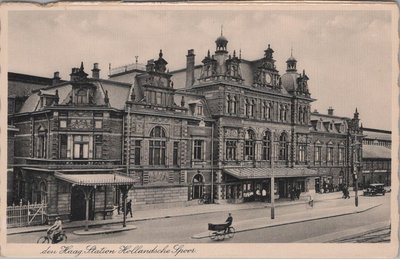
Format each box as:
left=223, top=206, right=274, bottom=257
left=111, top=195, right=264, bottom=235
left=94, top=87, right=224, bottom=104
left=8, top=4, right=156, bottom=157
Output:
left=47, top=217, right=63, bottom=243
left=224, top=213, right=233, bottom=233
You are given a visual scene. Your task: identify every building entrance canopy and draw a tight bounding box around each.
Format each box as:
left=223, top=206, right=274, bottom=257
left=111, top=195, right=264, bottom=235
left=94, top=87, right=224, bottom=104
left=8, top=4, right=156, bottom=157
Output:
left=224, top=167, right=319, bottom=180
left=54, top=172, right=137, bottom=186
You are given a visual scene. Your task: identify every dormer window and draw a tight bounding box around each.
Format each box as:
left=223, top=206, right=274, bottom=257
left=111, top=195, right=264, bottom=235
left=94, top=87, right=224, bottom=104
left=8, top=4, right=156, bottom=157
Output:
left=197, top=105, right=203, bottom=116
left=76, top=89, right=88, bottom=104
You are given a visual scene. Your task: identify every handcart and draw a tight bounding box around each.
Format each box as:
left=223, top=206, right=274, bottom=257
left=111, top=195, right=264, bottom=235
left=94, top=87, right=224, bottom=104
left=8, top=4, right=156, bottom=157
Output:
left=208, top=223, right=235, bottom=241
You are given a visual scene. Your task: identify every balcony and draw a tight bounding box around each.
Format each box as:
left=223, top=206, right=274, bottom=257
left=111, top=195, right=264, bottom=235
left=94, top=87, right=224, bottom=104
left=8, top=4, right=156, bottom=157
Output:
left=20, top=158, right=122, bottom=170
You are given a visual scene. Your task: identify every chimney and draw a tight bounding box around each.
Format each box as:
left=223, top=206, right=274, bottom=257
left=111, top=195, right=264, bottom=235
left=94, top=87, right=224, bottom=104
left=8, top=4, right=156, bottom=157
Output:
left=52, top=71, right=61, bottom=85
left=186, top=49, right=195, bottom=87
left=146, top=59, right=155, bottom=72
left=328, top=107, right=334, bottom=115
left=70, top=67, right=79, bottom=81
left=92, top=63, right=100, bottom=79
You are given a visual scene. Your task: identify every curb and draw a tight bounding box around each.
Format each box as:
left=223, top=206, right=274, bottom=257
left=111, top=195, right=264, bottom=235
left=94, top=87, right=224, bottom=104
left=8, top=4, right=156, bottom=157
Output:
left=191, top=203, right=382, bottom=239
left=72, top=225, right=137, bottom=236
left=6, top=193, right=349, bottom=236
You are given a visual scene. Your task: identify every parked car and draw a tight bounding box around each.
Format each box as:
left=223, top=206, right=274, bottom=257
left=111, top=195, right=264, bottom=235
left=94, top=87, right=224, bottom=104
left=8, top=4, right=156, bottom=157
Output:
left=363, top=183, right=386, bottom=196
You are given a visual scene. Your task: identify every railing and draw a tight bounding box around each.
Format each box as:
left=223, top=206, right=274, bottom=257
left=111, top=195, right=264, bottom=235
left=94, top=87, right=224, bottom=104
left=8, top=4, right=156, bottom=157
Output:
left=110, top=63, right=146, bottom=75
left=7, top=201, right=47, bottom=228
left=24, top=158, right=122, bottom=166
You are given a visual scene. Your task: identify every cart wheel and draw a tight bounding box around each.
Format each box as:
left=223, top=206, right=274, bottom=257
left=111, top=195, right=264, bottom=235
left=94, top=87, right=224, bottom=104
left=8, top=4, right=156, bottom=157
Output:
left=217, top=233, right=225, bottom=241
left=209, top=232, right=217, bottom=240
left=227, top=227, right=235, bottom=238
left=198, top=199, right=204, bottom=205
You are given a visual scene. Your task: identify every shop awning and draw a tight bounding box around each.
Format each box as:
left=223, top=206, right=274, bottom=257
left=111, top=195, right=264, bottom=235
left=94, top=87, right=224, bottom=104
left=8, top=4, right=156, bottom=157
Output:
left=224, top=167, right=319, bottom=180
left=54, top=172, right=137, bottom=186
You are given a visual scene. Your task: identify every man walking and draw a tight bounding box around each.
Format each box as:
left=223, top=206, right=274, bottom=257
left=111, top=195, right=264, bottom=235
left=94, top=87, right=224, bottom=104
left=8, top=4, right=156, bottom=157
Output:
left=126, top=199, right=133, bottom=218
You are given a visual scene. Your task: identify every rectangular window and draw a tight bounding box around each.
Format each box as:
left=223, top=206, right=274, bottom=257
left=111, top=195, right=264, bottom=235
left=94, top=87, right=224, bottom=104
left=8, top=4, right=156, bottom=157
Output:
left=226, top=141, right=237, bottom=160
left=94, top=135, right=102, bottom=159
left=59, top=135, right=68, bottom=159
left=327, top=146, right=333, bottom=164
left=173, top=142, right=179, bottom=166
left=37, top=134, right=47, bottom=158
left=338, top=147, right=344, bottom=164
left=315, top=146, right=322, bottom=164
left=149, top=140, right=166, bottom=165
left=134, top=140, right=141, bottom=165
left=73, top=135, right=89, bottom=159
left=193, top=140, right=203, bottom=160
left=245, top=140, right=254, bottom=160
left=298, top=145, right=306, bottom=162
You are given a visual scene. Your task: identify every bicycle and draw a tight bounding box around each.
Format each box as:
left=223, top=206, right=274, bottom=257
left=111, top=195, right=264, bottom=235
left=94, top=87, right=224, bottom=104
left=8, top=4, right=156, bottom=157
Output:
left=37, top=230, right=67, bottom=244
left=198, top=194, right=211, bottom=204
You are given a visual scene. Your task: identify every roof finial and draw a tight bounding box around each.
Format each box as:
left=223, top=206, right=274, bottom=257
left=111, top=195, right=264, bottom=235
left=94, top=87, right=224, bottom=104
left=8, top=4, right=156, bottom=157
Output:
left=239, top=49, right=242, bottom=59
left=159, top=49, right=163, bottom=58
left=233, top=50, right=236, bottom=57
left=80, top=61, right=84, bottom=71
left=290, top=46, right=293, bottom=57
left=221, top=24, right=223, bottom=36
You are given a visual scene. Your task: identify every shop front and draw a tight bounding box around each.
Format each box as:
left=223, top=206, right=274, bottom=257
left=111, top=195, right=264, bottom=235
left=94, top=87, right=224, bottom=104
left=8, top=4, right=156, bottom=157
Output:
left=222, top=167, right=318, bottom=203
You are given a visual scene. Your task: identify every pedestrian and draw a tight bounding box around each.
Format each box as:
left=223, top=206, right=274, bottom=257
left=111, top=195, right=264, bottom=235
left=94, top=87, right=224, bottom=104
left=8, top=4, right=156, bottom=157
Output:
left=126, top=199, right=133, bottom=218
left=345, top=187, right=350, bottom=199
left=290, top=186, right=295, bottom=201
left=296, top=187, right=301, bottom=199
left=262, top=188, right=267, bottom=202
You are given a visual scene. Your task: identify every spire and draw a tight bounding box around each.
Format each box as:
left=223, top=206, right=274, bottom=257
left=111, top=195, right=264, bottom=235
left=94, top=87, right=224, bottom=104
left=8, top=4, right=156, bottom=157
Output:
left=159, top=49, right=163, bottom=59
left=239, top=49, right=242, bottom=59
left=233, top=50, right=236, bottom=58
left=207, top=50, right=210, bottom=57
left=221, top=24, right=223, bottom=36
left=80, top=61, right=84, bottom=71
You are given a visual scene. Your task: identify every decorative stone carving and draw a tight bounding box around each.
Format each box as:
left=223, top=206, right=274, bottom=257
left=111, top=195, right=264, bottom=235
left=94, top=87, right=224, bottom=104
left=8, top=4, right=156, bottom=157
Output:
left=148, top=171, right=170, bottom=184
left=70, top=119, right=92, bottom=129
left=224, top=128, right=238, bottom=138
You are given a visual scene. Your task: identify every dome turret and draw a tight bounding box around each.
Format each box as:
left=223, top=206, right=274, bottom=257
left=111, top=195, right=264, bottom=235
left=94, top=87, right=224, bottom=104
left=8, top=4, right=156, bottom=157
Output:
left=215, top=26, right=228, bottom=53
left=286, top=48, right=297, bottom=72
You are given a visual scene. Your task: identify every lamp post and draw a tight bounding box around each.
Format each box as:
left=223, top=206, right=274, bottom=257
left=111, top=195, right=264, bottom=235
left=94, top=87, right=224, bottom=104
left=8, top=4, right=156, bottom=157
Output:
left=352, top=140, right=361, bottom=207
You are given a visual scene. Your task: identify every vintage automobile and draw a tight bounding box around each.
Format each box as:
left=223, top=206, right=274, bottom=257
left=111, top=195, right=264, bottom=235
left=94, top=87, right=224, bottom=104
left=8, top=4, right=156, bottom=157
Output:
left=363, top=183, right=386, bottom=196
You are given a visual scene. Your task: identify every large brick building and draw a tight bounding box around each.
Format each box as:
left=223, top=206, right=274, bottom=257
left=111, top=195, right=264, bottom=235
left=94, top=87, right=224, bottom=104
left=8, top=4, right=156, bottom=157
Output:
left=8, top=33, right=367, bottom=222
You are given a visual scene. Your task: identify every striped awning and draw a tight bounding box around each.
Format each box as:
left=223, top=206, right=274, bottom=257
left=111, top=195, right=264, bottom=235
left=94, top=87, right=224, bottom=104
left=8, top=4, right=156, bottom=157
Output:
left=54, top=172, right=137, bottom=186
left=224, top=167, right=319, bottom=180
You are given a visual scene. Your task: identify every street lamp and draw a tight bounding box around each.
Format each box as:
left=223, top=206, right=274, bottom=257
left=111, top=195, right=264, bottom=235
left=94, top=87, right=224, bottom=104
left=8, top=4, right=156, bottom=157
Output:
left=352, top=140, right=361, bottom=207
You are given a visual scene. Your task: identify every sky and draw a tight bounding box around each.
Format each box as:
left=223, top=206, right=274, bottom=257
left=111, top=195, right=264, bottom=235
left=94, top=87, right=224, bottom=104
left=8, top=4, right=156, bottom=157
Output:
left=7, top=7, right=394, bottom=130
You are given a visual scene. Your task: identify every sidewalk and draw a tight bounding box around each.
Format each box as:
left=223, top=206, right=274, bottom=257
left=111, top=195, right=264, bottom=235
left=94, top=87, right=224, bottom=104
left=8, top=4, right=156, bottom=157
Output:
left=7, top=190, right=351, bottom=235
left=191, top=201, right=382, bottom=239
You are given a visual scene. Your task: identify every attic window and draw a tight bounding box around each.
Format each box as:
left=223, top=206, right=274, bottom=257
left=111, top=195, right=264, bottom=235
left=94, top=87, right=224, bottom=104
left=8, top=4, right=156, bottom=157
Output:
left=76, top=89, right=88, bottom=104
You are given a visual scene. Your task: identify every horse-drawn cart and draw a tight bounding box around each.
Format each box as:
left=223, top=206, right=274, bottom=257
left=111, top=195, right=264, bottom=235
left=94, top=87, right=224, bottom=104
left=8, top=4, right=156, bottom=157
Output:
left=208, top=223, right=235, bottom=241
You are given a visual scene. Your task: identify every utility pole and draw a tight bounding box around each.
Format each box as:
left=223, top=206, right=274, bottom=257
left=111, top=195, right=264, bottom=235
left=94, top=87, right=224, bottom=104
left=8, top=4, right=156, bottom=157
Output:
left=270, top=131, right=275, bottom=219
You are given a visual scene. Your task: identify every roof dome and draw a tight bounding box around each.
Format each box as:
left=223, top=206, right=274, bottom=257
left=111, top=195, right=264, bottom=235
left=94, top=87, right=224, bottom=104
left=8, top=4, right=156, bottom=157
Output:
left=281, top=72, right=300, bottom=93
left=287, top=55, right=297, bottom=62
left=216, top=35, right=228, bottom=44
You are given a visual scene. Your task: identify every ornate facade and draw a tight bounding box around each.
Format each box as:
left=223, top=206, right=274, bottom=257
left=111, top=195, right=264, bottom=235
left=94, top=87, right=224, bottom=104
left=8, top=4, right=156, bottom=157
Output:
left=8, top=33, right=369, bottom=222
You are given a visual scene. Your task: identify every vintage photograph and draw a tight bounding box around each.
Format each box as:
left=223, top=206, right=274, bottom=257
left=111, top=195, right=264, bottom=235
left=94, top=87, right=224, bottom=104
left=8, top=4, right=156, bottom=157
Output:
left=2, top=2, right=398, bottom=258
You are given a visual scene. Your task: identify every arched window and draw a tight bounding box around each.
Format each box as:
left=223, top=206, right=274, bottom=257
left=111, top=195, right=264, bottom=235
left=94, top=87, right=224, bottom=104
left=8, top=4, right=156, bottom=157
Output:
left=232, top=96, right=237, bottom=114
left=226, top=95, right=231, bottom=114
left=244, top=129, right=255, bottom=160
left=262, top=131, right=271, bottom=161
left=279, top=132, right=288, bottom=161
left=245, top=99, right=250, bottom=117
left=76, top=89, right=87, bottom=104
left=266, top=103, right=271, bottom=120
left=149, top=126, right=167, bottom=166
left=192, top=174, right=204, bottom=199
left=250, top=100, right=256, bottom=117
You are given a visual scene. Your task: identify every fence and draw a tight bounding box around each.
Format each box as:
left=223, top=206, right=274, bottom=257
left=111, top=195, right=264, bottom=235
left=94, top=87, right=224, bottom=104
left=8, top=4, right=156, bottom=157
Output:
left=7, top=201, right=48, bottom=228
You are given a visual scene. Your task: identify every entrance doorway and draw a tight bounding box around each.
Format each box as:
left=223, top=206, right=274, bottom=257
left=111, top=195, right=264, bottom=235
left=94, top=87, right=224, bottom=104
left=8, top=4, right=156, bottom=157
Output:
left=70, top=186, right=94, bottom=221
left=192, top=174, right=204, bottom=199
